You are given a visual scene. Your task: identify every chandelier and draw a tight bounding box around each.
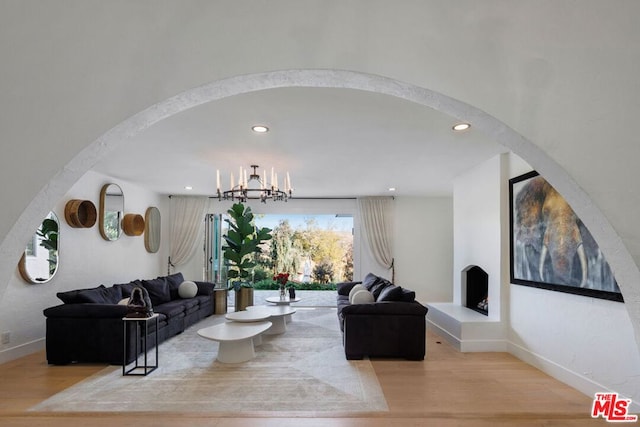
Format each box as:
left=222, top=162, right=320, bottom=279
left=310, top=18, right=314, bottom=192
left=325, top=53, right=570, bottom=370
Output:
left=216, top=164, right=292, bottom=203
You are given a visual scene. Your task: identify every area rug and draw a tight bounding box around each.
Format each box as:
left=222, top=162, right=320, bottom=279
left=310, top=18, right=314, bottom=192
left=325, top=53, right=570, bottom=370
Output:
left=30, top=308, right=388, bottom=414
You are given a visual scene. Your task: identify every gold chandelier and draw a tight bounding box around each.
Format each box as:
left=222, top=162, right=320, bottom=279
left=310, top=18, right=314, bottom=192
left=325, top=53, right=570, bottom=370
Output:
left=216, top=165, right=292, bottom=203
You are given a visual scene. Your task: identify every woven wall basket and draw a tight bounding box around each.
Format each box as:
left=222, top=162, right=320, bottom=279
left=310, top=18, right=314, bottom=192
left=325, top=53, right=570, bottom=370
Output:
left=122, top=213, right=145, bottom=236
left=64, top=199, right=97, bottom=228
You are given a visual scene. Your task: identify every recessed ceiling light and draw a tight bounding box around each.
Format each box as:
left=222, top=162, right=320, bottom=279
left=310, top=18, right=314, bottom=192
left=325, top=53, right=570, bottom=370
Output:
left=252, top=125, right=269, bottom=133
left=185, top=186, right=193, bottom=190
left=452, top=122, right=471, bottom=132
left=388, top=187, right=396, bottom=192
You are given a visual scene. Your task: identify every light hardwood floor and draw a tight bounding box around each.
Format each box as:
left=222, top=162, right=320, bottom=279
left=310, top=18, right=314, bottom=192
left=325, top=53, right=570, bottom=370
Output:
left=0, top=330, right=608, bottom=426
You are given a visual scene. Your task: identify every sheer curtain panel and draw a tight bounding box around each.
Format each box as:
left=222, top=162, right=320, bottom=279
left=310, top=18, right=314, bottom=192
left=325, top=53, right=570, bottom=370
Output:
left=357, top=196, right=395, bottom=281
left=168, top=196, right=210, bottom=273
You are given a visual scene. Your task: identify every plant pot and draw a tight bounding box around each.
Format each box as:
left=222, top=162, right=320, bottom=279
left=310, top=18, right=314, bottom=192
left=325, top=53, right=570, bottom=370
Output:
left=235, top=287, right=254, bottom=312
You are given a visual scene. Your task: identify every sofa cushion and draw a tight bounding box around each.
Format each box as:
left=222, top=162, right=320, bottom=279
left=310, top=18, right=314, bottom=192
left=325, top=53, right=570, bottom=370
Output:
left=165, top=272, right=185, bottom=299
left=76, top=285, right=122, bottom=304
left=400, top=288, right=416, bottom=302
left=57, top=285, right=106, bottom=304
left=336, top=281, right=362, bottom=296
left=362, top=273, right=381, bottom=290
left=152, top=300, right=186, bottom=319
left=113, top=280, right=140, bottom=298
left=348, top=284, right=366, bottom=303
left=370, top=278, right=393, bottom=299
left=141, top=278, right=171, bottom=306
left=376, top=285, right=404, bottom=302
left=351, top=289, right=374, bottom=304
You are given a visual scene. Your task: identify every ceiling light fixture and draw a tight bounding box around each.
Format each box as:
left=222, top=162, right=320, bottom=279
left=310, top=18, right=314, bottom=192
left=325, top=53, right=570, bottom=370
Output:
left=184, top=186, right=193, bottom=190
left=216, top=164, right=292, bottom=203
left=452, top=122, right=471, bottom=132
left=251, top=125, right=269, bottom=133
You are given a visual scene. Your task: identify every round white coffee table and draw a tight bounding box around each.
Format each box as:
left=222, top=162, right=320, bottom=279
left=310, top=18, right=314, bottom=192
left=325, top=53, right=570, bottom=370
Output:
left=225, top=310, right=271, bottom=322
left=265, top=296, right=301, bottom=306
left=246, top=305, right=296, bottom=334
left=225, top=310, right=272, bottom=345
left=197, top=321, right=271, bottom=363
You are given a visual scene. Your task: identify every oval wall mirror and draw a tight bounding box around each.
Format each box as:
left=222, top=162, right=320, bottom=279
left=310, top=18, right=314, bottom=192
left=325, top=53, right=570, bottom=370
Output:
left=144, top=207, right=161, bottom=253
left=99, top=183, right=124, bottom=241
left=18, top=212, right=60, bottom=284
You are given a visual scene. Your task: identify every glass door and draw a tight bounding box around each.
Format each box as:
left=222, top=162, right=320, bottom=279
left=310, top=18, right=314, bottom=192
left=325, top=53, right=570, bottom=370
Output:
left=204, top=214, right=224, bottom=285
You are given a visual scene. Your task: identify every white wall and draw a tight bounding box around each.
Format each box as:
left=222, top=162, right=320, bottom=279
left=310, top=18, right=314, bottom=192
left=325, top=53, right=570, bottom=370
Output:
left=453, top=155, right=504, bottom=322
left=0, top=171, right=169, bottom=363
left=394, top=197, right=453, bottom=303
left=506, top=153, right=640, bottom=409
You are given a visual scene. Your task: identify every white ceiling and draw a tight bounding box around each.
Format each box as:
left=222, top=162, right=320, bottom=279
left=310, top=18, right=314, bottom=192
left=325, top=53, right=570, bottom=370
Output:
left=93, top=87, right=506, bottom=198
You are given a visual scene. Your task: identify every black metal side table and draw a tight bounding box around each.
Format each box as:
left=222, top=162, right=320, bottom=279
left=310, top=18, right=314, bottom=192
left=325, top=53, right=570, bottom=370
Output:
left=122, top=313, right=159, bottom=376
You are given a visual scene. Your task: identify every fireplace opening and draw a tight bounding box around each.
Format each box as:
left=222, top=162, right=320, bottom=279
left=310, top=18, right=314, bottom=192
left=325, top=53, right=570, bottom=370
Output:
left=462, top=265, right=488, bottom=316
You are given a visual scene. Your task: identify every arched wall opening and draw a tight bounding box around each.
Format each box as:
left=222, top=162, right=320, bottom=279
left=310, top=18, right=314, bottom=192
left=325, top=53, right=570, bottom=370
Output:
left=1, top=68, right=638, bottom=350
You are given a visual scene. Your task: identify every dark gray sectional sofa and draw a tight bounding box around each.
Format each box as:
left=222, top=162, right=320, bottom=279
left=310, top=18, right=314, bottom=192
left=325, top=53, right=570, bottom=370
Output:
left=336, top=273, right=428, bottom=360
left=43, top=272, right=215, bottom=365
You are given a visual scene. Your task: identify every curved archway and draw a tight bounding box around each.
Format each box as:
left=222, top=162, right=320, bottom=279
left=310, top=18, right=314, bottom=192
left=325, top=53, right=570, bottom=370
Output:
left=1, top=68, right=638, bottom=347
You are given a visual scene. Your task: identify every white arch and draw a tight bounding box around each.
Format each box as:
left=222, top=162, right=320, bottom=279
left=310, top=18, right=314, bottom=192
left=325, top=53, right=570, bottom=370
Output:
left=1, top=68, right=638, bottom=348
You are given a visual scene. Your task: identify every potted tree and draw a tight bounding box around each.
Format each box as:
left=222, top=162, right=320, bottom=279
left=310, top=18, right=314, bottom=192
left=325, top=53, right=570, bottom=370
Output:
left=223, top=203, right=272, bottom=311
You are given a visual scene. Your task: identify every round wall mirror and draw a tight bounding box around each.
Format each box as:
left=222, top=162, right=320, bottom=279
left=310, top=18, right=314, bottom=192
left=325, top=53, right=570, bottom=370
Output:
left=144, top=207, right=161, bottom=253
left=99, top=183, right=124, bottom=241
left=18, top=212, right=59, bottom=284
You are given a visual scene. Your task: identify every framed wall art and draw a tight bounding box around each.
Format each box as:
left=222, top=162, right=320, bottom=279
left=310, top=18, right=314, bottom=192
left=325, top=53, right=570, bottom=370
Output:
left=509, top=171, right=622, bottom=302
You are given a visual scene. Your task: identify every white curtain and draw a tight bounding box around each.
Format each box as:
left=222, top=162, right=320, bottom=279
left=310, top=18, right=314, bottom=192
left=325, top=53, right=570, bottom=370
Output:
left=168, top=196, right=210, bottom=273
left=357, top=196, right=395, bottom=281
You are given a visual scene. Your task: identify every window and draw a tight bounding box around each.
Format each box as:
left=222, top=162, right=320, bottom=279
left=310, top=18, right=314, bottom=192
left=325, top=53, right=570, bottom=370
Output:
left=204, top=213, right=354, bottom=286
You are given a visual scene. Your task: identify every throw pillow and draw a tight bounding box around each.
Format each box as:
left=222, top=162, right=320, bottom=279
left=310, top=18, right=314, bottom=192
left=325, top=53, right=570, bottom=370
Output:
left=370, top=278, right=393, bottom=299
left=118, top=297, right=129, bottom=305
left=165, top=272, right=185, bottom=299
left=350, top=289, right=374, bottom=304
left=348, top=284, right=366, bottom=304
left=113, top=280, right=140, bottom=298
left=399, top=288, right=416, bottom=302
left=178, top=281, right=198, bottom=299
left=362, top=273, right=381, bottom=290
left=141, top=278, right=171, bottom=306
left=376, top=284, right=404, bottom=302
left=76, top=285, right=122, bottom=304
left=57, top=285, right=106, bottom=304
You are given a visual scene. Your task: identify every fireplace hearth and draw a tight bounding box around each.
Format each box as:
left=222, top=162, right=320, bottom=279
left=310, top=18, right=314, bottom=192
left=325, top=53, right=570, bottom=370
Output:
left=462, top=265, right=488, bottom=316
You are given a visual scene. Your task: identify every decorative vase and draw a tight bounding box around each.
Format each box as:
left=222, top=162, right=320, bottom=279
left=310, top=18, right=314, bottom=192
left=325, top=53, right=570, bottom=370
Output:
left=279, top=285, right=286, bottom=300
left=288, top=287, right=296, bottom=299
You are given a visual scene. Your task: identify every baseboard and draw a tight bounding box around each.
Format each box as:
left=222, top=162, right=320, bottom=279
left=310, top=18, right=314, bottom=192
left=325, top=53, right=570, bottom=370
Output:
left=0, top=338, right=45, bottom=365
left=508, top=341, right=640, bottom=413
left=427, top=319, right=508, bottom=352
left=427, top=320, right=461, bottom=350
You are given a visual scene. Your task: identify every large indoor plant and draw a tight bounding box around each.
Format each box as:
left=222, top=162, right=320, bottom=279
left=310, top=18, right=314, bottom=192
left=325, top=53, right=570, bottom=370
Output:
left=223, top=202, right=272, bottom=311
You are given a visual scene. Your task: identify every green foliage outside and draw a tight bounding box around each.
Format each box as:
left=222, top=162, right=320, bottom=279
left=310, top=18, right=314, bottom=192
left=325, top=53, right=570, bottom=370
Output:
left=252, top=217, right=352, bottom=288
left=221, top=212, right=352, bottom=290
left=252, top=279, right=337, bottom=291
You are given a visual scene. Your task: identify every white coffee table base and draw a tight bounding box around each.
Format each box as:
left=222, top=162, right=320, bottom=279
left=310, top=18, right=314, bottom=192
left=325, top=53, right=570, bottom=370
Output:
left=247, top=305, right=296, bottom=335
left=198, top=321, right=271, bottom=363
